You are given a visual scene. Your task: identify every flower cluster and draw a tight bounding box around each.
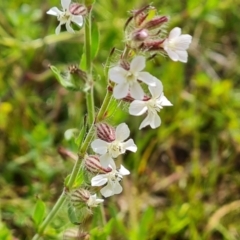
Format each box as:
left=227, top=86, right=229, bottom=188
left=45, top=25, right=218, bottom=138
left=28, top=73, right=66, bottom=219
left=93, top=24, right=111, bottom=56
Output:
left=88, top=123, right=136, bottom=198
left=46, top=1, right=192, bottom=225
left=47, top=0, right=86, bottom=35
left=125, top=6, right=192, bottom=63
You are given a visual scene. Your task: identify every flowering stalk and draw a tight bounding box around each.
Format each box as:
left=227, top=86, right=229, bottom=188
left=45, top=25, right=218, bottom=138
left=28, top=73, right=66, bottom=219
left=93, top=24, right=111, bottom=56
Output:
left=33, top=3, right=192, bottom=240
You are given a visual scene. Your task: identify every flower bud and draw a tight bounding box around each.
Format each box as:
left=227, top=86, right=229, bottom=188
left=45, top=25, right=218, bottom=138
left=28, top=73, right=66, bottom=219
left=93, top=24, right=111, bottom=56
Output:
left=68, top=65, right=87, bottom=82
left=69, top=3, right=88, bottom=16
left=141, top=16, right=169, bottom=30
left=141, top=39, right=165, bottom=51
left=131, top=5, right=150, bottom=27
left=71, top=188, right=90, bottom=206
left=84, top=155, right=112, bottom=174
left=96, top=123, right=116, bottom=142
left=131, top=29, right=149, bottom=42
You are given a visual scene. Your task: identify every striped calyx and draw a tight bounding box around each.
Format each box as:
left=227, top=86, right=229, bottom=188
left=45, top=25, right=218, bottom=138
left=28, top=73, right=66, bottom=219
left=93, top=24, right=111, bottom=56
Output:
left=69, top=3, right=87, bottom=16
left=96, top=123, right=116, bottom=142
left=71, top=188, right=90, bottom=205
left=84, top=155, right=112, bottom=174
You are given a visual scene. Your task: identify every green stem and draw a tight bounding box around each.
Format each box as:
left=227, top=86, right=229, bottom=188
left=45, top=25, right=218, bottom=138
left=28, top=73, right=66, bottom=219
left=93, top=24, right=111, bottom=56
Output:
left=32, top=89, right=113, bottom=240
left=32, top=6, right=116, bottom=238
left=96, top=88, right=113, bottom=122
left=32, top=192, right=66, bottom=240
left=84, top=10, right=95, bottom=125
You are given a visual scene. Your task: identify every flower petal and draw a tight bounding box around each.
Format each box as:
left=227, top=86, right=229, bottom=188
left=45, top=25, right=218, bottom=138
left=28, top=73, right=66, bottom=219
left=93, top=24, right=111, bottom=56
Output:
left=175, top=50, right=188, bottom=63
left=138, top=72, right=155, bottom=86
left=159, top=95, right=173, bottom=106
left=115, top=123, right=130, bottom=141
left=87, top=194, right=104, bottom=207
left=165, top=48, right=179, bottom=61
left=118, top=165, right=130, bottom=175
left=61, top=0, right=71, bottom=9
left=113, top=182, right=123, bottom=195
left=108, top=67, right=127, bottom=84
left=91, top=174, right=108, bottom=186
left=55, top=23, right=63, bottom=35
left=72, top=15, right=84, bottom=27
left=139, top=113, right=153, bottom=129
left=130, top=56, right=145, bottom=72
left=100, top=154, right=116, bottom=168
left=129, top=82, right=144, bottom=100
left=46, top=7, right=62, bottom=16
left=149, top=78, right=163, bottom=98
left=122, top=139, right=137, bottom=153
left=169, top=27, right=181, bottom=39
left=174, top=35, right=192, bottom=50
left=100, top=183, right=115, bottom=197
left=113, top=83, right=129, bottom=99
left=91, top=139, right=108, bottom=154
left=65, top=20, right=75, bottom=33
left=129, top=100, right=148, bottom=116
left=149, top=112, right=161, bottom=129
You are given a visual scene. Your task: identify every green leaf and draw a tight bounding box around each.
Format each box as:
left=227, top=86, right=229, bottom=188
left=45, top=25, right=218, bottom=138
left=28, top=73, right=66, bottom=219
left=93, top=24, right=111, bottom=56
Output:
left=49, top=65, right=81, bottom=91
left=33, top=200, right=46, bottom=227
left=79, top=53, right=87, bottom=71
left=75, top=119, right=87, bottom=149
left=91, top=20, right=99, bottom=60
left=73, top=171, right=85, bottom=188
left=68, top=204, right=81, bottom=225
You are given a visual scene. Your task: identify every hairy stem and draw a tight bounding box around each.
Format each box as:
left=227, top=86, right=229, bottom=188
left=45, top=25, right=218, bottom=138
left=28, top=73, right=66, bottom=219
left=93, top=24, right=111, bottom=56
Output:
left=84, top=10, right=95, bottom=125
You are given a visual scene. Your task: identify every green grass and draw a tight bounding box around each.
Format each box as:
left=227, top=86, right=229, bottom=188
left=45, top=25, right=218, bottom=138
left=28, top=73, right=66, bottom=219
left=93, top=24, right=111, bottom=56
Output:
left=0, top=0, right=240, bottom=239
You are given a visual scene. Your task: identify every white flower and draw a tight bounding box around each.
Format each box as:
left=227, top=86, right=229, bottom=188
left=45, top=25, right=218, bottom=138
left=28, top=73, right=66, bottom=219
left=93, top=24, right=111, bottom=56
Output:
left=163, top=27, right=192, bottom=63
left=86, top=194, right=104, bottom=208
left=91, top=165, right=130, bottom=198
left=91, top=123, right=137, bottom=168
left=47, top=0, right=83, bottom=35
left=129, top=78, right=172, bottom=129
left=108, top=56, right=156, bottom=100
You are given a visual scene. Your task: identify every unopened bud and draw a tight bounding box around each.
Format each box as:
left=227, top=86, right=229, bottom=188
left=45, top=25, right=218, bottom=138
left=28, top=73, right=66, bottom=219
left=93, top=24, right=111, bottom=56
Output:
left=84, top=155, right=112, bottom=174
left=69, top=65, right=87, bottom=82
left=131, top=29, right=149, bottom=42
left=141, top=39, right=165, bottom=51
left=69, top=3, right=88, bottom=16
left=142, top=16, right=169, bottom=30
left=71, top=188, right=90, bottom=206
left=131, top=5, right=150, bottom=27
left=96, top=123, right=116, bottom=142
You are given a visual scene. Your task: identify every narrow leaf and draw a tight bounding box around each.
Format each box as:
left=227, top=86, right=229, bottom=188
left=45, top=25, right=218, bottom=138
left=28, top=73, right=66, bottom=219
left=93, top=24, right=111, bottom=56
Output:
left=33, top=200, right=46, bottom=227
left=49, top=65, right=80, bottom=91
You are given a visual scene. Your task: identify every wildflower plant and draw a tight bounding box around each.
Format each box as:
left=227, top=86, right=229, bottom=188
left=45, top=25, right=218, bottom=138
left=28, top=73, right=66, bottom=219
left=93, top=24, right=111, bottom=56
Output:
left=32, top=2, right=192, bottom=239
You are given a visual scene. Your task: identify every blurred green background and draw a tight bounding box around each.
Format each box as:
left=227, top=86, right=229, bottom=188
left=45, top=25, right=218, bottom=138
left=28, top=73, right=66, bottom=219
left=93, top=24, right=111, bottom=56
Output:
left=1, top=0, right=240, bottom=239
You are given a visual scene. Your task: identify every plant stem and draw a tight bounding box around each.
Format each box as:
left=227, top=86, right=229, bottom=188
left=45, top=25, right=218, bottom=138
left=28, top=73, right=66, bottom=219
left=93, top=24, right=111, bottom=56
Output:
left=96, top=88, right=113, bottom=122
left=84, top=9, right=95, bottom=125
left=32, top=6, right=116, bottom=239
left=32, top=89, right=113, bottom=240
left=32, top=192, right=66, bottom=240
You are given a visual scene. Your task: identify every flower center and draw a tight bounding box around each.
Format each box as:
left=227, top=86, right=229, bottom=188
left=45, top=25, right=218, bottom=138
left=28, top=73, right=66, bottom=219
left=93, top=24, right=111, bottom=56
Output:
left=58, top=10, right=71, bottom=22
left=108, top=141, right=122, bottom=156
left=147, top=99, right=159, bottom=113
left=108, top=170, right=122, bottom=182
left=126, top=71, right=137, bottom=84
